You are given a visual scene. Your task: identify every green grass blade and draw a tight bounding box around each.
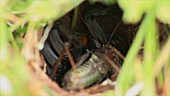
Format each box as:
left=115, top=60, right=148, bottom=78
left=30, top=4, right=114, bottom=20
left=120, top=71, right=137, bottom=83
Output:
left=115, top=15, right=149, bottom=95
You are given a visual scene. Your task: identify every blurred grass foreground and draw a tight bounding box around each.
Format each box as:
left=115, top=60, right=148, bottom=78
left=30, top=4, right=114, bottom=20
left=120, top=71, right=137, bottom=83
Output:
left=0, top=0, right=170, bottom=96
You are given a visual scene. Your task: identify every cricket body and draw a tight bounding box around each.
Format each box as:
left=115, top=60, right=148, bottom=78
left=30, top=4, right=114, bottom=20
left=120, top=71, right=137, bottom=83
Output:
left=62, top=45, right=122, bottom=90
left=62, top=7, right=124, bottom=90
